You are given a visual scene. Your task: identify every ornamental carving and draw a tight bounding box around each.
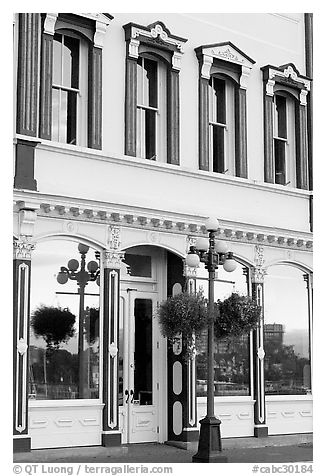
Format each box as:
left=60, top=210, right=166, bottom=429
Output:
left=109, top=343, right=118, bottom=358
left=17, top=338, right=28, bottom=356
left=212, top=47, right=242, bottom=63
left=103, top=250, right=124, bottom=270
left=13, top=238, right=35, bottom=260
left=108, top=225, right=121, bottom=250
left=257, top=346, right=265, bottom=360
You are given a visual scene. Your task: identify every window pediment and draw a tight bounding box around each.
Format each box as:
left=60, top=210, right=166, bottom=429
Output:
left=261, top=63, right=311, bottom=104
left=196, top=41, right=255, bottom=67
left=195, top=41, right=255, bottom=88
left=124, top=21, right=188, bottom=59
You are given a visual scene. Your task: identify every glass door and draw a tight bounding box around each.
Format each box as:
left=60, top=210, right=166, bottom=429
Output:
left=119, top=290, right=159, bottom=443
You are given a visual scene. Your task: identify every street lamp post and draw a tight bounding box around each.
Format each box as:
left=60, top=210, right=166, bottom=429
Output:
left=57, top=243, right=100, bottom=398
left=186, top=217, right=237, bottom=463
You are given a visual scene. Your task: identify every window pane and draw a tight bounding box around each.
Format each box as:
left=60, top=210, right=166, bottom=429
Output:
left=145, top=109, right=156, bottom=159
left=134, top=299, right=153, bottom=405
left=29, top=241, right=100, bottom=400
left=53, top=34, right=62, bottom=85
left=212, top=124, right=225, bottom=173
left=196, top=264, right=251, bottom=397
left=63, top=35, right=80, bottom=89
left=144, top=58, right=157, bottom=108
left=67, top=90, right=77, bottom=145
left=264, top=265, right=311, bottom=395
left=274, top=138, right=286, bottom=184
left=209, top=77, right=226, bottom=124
left=51, top=88, right=60, bottom=142
left=123, top=254, right=152, bottom=277
left=274, top=95, right=287, bottom=139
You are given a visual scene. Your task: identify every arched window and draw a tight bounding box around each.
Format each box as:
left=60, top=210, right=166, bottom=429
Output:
left=136, top=55, right=167, bottom=161
left=124, top=21, right=187, bottom=165
left=52, top=31, right=88, bottom=145
left=196, top=41, right=255, bottom=178
left=264, top=264, right=312, bottom=395
left=261, top=63, right=311, bottom=189
left=208, top=75, right=235, bottom=174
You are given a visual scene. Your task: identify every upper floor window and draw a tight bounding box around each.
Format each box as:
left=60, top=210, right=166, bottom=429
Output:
left=273, top=93, right=297, bottom=186
left=208, top=75, right=235, bottom=174
left=196, top=42, right=255, bottom=178
left=261, top=63, right=311, bottom=190
left=124, top=21, right=187, bottom=165
left=38, top=13, right=112, bottom=149
left=52, top=32, right=88, bottom=145
left=136, top=56, right=167, bottom=161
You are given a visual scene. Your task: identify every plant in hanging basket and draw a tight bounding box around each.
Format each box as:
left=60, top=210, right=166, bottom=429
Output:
left=214, top=292, right=261, bottom=340
left=31, top=305, right=76, bottom=350
left=157, top=292, right=208, bottom=353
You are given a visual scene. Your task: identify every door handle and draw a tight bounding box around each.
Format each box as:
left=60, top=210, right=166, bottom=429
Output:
left=125, top=389, right=129, bottom=403
left=130, top=389, right=134, bottom=404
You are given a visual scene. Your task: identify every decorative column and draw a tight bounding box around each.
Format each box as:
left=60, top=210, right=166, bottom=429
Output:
left=263, top=80, right=275, bottom=184
left=16, top=13, right=40, bottom=137
left=102, top=226, right=124, bottom=447
left=124, top=38, right=139, bottom=157
left=251, top=245, right=268, bottom=437
left=39, top=13, right=57, bottom=140
left=296, top=93, right=309, bottom=190
left=197, top=55, right=212, bottom=171
left=167, top=53, right=182, bottom=165
left=235, top=65, right=251, bottom=179
left=13, top=206, right=37, bottom=452
left=166, top=240, right=199, bottom=447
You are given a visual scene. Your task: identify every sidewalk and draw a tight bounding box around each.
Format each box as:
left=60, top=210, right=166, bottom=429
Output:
left=13, top=434, right=313, bottom=464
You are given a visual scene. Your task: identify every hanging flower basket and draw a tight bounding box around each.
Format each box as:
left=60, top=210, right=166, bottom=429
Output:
left=31, top=305, right=76, bottom=350
left=157, top=292, right=208, bottom=353
left=214, top=292, right=261, bottom=340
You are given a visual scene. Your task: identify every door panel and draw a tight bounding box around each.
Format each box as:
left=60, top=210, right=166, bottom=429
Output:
left=119, top=290, right=159, bottom=443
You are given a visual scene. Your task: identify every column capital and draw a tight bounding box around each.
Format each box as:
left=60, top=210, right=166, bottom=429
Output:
left=13, top=238, right=35, bottom=260
left=251, top=266, right=267, bottom=284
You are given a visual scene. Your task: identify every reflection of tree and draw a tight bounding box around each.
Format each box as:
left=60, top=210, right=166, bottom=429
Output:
left=84, top=307, right=99, bottom=345
left=264, top=338, right=310, bottom=394
left=31, top=305, right=76, bottom=350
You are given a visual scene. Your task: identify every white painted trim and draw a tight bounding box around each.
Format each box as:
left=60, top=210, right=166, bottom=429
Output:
left=266, top=395, right=313, bottom=402
left=29, top=400, right=104, bottom=408
left=197, top=396, right=254, bottom=404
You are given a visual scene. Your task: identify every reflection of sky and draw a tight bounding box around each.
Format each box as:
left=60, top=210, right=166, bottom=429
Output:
left=30, top=240, right=100, bottom=353
left=196, top=262, right=248, bottom=300
left=264, top=265, right=309, bottom=358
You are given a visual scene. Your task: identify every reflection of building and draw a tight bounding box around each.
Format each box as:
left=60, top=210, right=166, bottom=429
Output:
left=13, top=12, right=312, bottom=451
left=264, top=323, right=285, bottom=344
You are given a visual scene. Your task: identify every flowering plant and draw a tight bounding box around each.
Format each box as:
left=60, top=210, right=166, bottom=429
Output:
left=214, top=293, right=261, bottom=340
left=157, top=292, right=208, bottom=353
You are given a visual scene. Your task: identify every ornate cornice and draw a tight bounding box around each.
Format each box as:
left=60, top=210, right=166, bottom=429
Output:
left=13, top=196, right=313, bottom=252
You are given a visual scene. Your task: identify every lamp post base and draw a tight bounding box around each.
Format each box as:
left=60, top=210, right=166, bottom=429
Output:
left=192, top=416, right=228, bottom=463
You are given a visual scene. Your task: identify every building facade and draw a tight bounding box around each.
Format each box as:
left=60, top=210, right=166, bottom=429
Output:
left=13, top=12, right=313, bottom=452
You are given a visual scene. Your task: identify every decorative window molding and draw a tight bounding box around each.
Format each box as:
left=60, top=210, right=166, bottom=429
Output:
left=261, top=63, right=311, bottom=190
left=39, top=12, right=112, bottom=149
left=195, top=42, right=255, bottom=178
left=123, top=21, right=187, bottom=165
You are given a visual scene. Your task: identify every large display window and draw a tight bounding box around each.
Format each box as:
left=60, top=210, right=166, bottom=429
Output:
left=29, top=240, right=101, bottom=400
left=264, top=265, right=312, bottom=395
left=196, top=261, right=251, bottom=397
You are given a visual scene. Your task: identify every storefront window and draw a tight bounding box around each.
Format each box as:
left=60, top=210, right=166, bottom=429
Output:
left=264, top=265, right=311, bottom=395
left=29, top=240, right=100, bottom=400
left=196, top=262, right=251, bottom=397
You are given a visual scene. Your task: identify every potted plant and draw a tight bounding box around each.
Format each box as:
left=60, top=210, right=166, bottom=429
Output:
left=157, top=291, right=208, bottom=356
left=214, top=292, right=261, bottom=340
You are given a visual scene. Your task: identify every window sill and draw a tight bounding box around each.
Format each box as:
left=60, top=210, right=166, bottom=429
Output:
left=266, top=394, right=313, bottom=402
left=29, top=399, right=104, bottom=408
left=197, top=396, right=254, bottom=403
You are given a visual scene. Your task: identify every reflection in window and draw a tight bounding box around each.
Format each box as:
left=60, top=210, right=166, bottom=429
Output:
left=196, top=262, right=251, bottom=397
left=264, top=265, right=311, bottom=395
left=29, top=241, right=100, bottom=400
